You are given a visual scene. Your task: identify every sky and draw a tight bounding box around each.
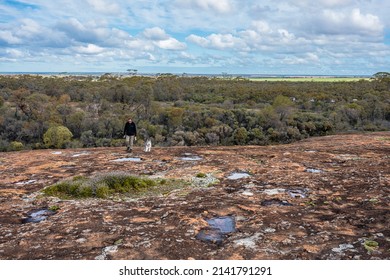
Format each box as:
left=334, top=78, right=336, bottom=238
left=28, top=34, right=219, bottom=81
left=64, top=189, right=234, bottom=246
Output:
left=0, top=0, right=390, bottom=75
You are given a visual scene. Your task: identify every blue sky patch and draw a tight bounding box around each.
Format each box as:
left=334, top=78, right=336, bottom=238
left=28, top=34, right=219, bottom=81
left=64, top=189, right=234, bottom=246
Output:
left=5, top=0, right=39, bottom=10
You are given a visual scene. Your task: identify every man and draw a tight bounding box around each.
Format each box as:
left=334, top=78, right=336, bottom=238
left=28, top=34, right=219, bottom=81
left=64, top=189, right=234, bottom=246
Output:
left=123, top=118, right=137, bottom=152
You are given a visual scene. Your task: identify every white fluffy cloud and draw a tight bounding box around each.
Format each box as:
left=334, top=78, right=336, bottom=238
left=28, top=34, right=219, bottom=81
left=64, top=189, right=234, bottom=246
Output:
left=293, top=0, right=353, bottom=8
left=143, top=27, right=170, bottom=40
left=72, top=44, right=105, bottom=55
left=154, top=38, right=187, bottom=51
left=0, top=31, right=22, bottom=45
left=143, top=27, right=187, bottom=50
left=86, top=0, right=121, bottom=14
left=187, top=33, right=245, bottom=50
left=317, top=8, right=384, bottom=36
left=175, top=0, right=233, bottom=14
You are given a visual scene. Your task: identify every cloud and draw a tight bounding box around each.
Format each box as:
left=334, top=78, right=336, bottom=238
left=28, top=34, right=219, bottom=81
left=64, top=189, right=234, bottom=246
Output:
left=143, top=27, right=169, bottom=40
left=350, top=9, right=383, bottom=34
left=154, top=38, right=186, bottom=50
left=0, top=48, right=24, bottom=61
left=316, top=8, right=384, bottom=36
left=187, top=21, right=308, bottom=53
left=293, top=0, right=353, bottom=8
left=186, top=34, right=209, bottom=47
left=0, top=30, right=22, bottom=45
left=143, top=27, right=186, bottom=50
left=208, top=34, right=245, bottom=50
left=86, top=0, right=120, bottom=14
left=281, top=52, right=320, bottom=65
left=187, top=33, right=246, bottom=50
left=16, top=18, right=43, bottom=39
left=72, top=44, right=105, bottom=55
left=175, top=0, right=233, bottom=14
left=55, top=18, right=111, bottom=44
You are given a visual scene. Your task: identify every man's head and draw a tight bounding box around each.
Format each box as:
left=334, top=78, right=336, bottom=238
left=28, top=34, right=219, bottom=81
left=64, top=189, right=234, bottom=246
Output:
left=128, top=118, right=132, bottom=123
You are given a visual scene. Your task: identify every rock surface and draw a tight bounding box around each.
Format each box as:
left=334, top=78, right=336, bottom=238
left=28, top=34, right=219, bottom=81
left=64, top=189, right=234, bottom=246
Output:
left=0, top=132, right=389, bottom=260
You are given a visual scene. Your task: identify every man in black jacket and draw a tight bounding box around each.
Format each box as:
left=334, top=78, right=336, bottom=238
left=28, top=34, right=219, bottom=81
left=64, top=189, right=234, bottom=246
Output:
left=123, top=118, right=137, bottom=152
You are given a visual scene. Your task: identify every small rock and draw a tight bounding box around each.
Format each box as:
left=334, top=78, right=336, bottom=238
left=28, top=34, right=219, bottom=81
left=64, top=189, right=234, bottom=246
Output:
left=264, top=228, right=276, bottom=233
left=332, top=243, right=354, bottom=253
left=241, top=190, right=254, bottom=196
left=104, top=245, right=118, bottom=254
left=233, top=233, right=262, bottom=249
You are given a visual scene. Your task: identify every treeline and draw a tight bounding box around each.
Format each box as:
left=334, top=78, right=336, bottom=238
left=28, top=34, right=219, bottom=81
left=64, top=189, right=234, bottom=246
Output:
left=0, top=74, right=389, bottom=151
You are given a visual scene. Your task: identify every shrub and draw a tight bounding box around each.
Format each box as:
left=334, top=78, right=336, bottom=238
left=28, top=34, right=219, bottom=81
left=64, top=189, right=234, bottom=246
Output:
left=43, top=126, right=73, bottom=149
left=43, top=181, right=80, bottom=198
left=9, top=141, right=24, bottom=151
left=95, top=184, right=111, bottom=198
left=43, top=173, right=158, bottom=199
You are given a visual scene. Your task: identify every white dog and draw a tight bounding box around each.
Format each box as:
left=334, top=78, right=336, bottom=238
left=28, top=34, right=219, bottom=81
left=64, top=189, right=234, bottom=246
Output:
left=144, top=139, right=152, bottom=152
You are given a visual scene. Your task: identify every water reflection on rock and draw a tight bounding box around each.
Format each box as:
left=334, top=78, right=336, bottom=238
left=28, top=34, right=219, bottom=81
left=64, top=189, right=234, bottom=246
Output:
left=112, top=157, right=142, bottom=162
left=287, top=188, right=308, bottom=198
left=227, top=172, right=250, bottom=180
left=196, top=216, right=236, bottom=245
left=305, top=168, right=323, bottom=173
left=22, top=208, right=56, bottom=223
left=261, top=199, right=292, bottom=206
left=179, top=153, right=202, bottom=161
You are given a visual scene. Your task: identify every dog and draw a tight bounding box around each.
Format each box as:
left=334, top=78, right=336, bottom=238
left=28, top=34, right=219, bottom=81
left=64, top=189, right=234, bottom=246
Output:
left=144, top=139, right=152, bottom=152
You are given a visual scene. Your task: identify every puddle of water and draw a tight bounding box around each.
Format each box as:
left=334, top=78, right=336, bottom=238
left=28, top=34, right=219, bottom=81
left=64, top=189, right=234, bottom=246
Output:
left=227, top=172, right=250, bottom=180
left=305, top=168, right=323, bottom=173
left=196, top=229, right=225, bottom=244
left=196, top=216, right=236, bottom=245
left=179, top=154, right=202, bottom=161
left=207, top=216, right=236, bottom=234
left=16, top=180, right=37, bottom=185
left=263, top=188, right=286, bottom=195
left=112, top=157, right=142, bottom=162
left=261, top=199, right=292, bottom=206
left=51, top=151, right=62, bottom=155
left=22, top=208, right=56, bottom=223
left=287, top=189, right=307, bottom=198
left=72, top=152, right=90, bottom=157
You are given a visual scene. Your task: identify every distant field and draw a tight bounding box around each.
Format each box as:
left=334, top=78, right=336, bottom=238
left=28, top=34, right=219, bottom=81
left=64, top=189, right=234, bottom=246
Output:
left=247, top=77, right=370, bottom=82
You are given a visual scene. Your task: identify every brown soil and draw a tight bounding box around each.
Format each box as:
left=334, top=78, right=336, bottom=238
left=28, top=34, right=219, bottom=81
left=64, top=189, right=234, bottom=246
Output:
left=0, top=132, right=389, bottom=260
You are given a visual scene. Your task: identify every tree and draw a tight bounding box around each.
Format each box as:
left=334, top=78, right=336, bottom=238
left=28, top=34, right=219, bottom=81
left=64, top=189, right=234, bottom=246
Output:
left=373, top=72, right=390, bottom=79
left=233, top=127, right=248, bottom=145
left=43, top=126, right=73, bottom=148
left=127, top=69, right=138, bottom=76
left=272, top=95, right=295, bottom=121
left=167, top=108, right=184, bottom=131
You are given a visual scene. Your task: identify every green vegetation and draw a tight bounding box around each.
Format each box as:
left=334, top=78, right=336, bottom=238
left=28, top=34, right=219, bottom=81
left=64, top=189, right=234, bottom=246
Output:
left=364, top=240, right=379, bottom=252
left=9, top=141, right=24, bottom=151
left=42, top=172, right=186, bottom=199
left=248, top=77, right=369, bottom=82
left=48, top=205, right=60, bottom=211
left=43, top=125, right=73, bottom=148
left=196, top=173, right=207, bottom=178
left=0, top=74, right=389, bottom=151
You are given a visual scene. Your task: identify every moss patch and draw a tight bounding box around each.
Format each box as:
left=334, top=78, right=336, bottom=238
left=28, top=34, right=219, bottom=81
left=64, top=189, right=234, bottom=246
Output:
left=42, top=172, right=185, bottom=199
